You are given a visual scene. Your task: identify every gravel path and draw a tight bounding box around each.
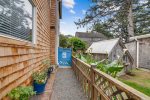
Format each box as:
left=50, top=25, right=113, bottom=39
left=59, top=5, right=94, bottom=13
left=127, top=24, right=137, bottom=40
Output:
left=51, top=68, right=88, bottom=100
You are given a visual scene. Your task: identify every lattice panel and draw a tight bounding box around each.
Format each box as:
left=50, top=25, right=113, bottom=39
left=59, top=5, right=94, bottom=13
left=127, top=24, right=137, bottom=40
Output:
left=72, top=56, right=150, bottom=100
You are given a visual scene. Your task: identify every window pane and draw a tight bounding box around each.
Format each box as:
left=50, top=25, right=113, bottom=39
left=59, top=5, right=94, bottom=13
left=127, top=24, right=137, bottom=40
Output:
left=0, top=0, right=33, bottom=41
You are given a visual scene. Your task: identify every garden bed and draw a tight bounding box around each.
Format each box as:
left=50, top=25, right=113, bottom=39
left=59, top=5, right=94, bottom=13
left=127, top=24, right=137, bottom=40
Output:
left=119, top=69, right=150, bottom=96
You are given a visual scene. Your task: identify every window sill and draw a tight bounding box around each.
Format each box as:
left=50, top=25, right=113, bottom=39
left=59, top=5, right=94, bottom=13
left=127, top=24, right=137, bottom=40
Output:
left=0, top=34, right=35, bottom=48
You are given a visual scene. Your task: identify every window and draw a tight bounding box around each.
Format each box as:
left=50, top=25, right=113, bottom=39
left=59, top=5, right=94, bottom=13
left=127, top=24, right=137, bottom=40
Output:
left=0, top=0, right=34, bottom=42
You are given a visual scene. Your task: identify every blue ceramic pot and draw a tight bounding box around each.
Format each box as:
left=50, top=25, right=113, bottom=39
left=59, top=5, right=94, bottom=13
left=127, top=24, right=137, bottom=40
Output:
left=33, top=81, right=46, bottom=94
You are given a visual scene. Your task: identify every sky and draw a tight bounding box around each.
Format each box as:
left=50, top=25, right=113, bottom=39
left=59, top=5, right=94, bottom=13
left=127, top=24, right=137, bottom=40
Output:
left=60, top=0, right=91, bottom=36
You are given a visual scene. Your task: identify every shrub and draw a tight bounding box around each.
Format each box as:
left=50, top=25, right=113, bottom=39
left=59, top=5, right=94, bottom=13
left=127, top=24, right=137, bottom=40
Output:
left=8, top=86, right=35, bottom=100
left=76, top=53, right=123, bottom=77
left=68, top=37, right=87, bottom=52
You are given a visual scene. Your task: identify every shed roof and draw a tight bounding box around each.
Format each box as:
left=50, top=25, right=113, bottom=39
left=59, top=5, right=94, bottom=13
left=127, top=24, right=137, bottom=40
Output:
left=86, top=39, right=119, bottom=55
left=75, top=32, right=107, bottom=38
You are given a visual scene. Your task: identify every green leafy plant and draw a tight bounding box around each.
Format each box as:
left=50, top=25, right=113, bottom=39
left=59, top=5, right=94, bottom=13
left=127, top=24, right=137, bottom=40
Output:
left=42, top=59, right=51, bottom=73
left=76, top=53, right=98, bottom=64
left=8, top=86, right=35, bottom=100
left=32, top=70, right=47, bottom=84
left=68, top=37, right=87, bottom=52
left=76, top=53, right=124, bottom=78
left=97, top=60, right=123, bottom=77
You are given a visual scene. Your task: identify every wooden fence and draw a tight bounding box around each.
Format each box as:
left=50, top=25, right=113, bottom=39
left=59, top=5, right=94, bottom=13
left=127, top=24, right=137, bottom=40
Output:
left=72, top=56, right=150, bottom=100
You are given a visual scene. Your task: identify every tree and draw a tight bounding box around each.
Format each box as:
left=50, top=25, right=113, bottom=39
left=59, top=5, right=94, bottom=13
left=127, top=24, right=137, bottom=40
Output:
left=92, top=23, right=113, bottom=38
left=133, top=0, right=150, bottom=35
left=59, top=34, right=68, bottom=48
left=75, top=0, right=150, bottom=42
left=68, top=37, right=87, bottom=52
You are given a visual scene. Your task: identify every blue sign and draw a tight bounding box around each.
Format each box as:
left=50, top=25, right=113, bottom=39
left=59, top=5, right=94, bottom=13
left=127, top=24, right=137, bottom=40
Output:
left=58, top=47, right=72, bottom=67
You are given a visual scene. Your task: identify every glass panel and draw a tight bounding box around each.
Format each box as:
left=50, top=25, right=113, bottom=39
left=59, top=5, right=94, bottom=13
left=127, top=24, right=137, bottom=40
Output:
left=0, top=0, right=33, bottom=41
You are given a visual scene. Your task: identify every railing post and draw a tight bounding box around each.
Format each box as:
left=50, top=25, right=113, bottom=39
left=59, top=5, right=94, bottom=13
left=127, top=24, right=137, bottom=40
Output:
left=74, top=57, right=78, bottom=78
left=90, top=64, right=96, bottom=100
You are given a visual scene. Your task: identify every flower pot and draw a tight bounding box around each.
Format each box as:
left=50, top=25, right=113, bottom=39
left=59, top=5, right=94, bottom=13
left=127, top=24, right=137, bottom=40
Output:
left=49, top=67, right=53, bottom=73
left=33, top=81, right=46, bottom=94
left=47, top=70, right=51, bottom=78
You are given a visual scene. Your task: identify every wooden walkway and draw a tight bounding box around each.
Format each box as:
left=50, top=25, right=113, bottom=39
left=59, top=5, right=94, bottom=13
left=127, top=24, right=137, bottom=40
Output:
left=51, top=68, right=88, bottom=100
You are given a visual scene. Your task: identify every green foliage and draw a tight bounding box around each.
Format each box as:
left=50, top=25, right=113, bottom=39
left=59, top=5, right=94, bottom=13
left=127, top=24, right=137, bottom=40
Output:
left=68, top=37, right=87, bottom=52
left=97, top=60, right=123, bottom=77
left=75, top=0, right=150, bottom=39
left=76, top=53, right=98, bottom=64
left=42, top=59, right=51, bottom=73
left=76, top=53, right=123, bottom=77
left=8, top=86, right=35, bottom=100
left=32, top=70, right=47, bottom=84
left=59, top=34, right=69, bottom=48
left=93, top=23, right=113, bottom=38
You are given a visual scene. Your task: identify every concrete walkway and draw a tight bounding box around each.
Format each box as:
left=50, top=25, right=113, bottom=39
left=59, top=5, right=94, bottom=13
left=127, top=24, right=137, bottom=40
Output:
left=51, top=68, right=88, bottom=100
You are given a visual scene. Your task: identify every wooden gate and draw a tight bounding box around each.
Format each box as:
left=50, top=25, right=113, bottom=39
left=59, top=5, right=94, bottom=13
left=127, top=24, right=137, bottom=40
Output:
left=58, top=47, right=72, bottom=67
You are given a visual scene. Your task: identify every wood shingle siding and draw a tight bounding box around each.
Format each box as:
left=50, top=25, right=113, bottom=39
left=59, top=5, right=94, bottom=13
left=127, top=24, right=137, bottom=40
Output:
left=0, top=0, right=60, bottom=99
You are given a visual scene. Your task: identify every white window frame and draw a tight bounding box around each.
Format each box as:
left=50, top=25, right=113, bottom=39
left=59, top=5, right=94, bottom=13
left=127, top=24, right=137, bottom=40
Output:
left=0, top=0, right=37, bottom=44
left=30, top=0, right=37, bottom=44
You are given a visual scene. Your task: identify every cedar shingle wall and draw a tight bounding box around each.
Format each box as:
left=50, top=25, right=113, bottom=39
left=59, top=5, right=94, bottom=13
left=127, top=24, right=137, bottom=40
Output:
left=50, top=0, right=57, bottom=64
left=0, top=0, right=58, bottom=99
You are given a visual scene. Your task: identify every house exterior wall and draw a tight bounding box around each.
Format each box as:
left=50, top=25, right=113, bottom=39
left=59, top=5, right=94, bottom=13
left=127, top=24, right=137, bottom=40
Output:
left=92, top=53, right=108, bottom=61
left=92, top=43, right=131, bottom=64
left=50, top=0, right=59, bottom=65
left=109, top=43, right=124, bottom=61
left=138, top=38, right=150, bottom=69
left=126, top=37, right=150, bottom=69
left=0, top=0, right=59, bottom=99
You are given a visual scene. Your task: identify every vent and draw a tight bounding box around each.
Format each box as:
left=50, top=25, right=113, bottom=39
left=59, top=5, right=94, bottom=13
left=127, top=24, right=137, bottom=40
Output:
left=50, top=26, right=55, bottom=29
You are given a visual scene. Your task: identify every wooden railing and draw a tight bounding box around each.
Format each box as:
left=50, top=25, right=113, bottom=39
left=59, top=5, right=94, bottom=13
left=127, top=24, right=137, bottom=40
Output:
left=72, top=56, right=150, bottom=100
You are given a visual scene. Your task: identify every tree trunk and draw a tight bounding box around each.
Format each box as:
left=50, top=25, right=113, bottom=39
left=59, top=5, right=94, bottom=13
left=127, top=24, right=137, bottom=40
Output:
left=127, top=0, right=134, bottom=37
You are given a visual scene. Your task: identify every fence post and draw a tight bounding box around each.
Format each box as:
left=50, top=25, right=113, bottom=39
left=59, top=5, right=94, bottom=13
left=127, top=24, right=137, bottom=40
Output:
left=90, top=64, right=96, bottom=100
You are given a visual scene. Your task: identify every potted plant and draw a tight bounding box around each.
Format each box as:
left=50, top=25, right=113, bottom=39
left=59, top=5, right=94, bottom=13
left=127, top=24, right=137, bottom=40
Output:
left=32, top=70, right=47, bottom=94
left=48, top=66, right=54, bottom=74
left=42, top=60, right=54, bottom=77
left=7, top=86, right=35, bottom=100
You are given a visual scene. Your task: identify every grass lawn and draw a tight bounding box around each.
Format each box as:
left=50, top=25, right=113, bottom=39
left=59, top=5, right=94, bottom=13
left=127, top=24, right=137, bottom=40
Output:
left=119, top=69, right=150, bottom=96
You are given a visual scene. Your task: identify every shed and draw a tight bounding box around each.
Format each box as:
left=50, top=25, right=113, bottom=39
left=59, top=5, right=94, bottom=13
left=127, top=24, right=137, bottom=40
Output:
left=125, top=34, right=150, bottom=69
left=86, top=39, right=134, bottom=71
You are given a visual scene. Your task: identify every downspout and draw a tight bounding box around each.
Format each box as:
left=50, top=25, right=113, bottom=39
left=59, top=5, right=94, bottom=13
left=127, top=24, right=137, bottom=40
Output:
left=135, top=38, right=139, bottom=68
left=55, top=0, right=60, bottom=65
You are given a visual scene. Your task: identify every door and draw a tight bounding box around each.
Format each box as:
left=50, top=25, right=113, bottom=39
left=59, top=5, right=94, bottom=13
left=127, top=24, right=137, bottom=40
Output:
left=58, top=47, right=72, bottom=67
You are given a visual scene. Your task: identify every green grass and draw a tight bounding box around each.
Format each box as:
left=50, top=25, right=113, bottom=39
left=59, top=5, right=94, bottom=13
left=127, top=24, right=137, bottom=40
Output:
left=120, top=79, right=150, bottom=96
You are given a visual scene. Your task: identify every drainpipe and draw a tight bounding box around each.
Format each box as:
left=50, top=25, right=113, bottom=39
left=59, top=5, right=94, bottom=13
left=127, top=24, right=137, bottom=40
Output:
left=135, top=38, right=139, bottom=68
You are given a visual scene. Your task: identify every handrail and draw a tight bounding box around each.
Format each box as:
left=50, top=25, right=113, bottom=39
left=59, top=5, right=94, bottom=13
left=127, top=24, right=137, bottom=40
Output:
left=72, top=56, right=150, bottom=100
